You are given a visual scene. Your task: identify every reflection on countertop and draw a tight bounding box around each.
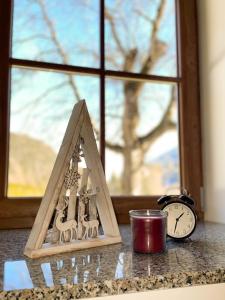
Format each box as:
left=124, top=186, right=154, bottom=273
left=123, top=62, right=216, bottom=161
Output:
left=1, top=223, right=225, bottom=298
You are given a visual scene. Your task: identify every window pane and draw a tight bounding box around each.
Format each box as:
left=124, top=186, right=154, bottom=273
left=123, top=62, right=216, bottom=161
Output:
left=105, top=0, right=177, bottom=76
left=8, top=68, right=99, bottom=197
left=105, top=78, right=180, bottom=195
left=12, top=0, right=99, bottom=68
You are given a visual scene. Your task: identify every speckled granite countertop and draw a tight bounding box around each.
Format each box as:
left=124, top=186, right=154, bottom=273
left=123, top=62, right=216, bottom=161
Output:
left=1, top=222, right=225, bottom=299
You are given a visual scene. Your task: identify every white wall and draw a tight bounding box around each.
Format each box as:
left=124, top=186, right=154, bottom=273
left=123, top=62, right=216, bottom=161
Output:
left=198, top=0, right=225, bottom=223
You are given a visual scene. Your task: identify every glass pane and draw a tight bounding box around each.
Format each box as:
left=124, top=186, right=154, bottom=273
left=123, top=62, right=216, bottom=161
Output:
left=8, top=67, right=99, bottom=197
left=105, top=78, right=180, bottom=195
left=12, top=0, right=99, bottom=68
left=105, top=0, right=177, bottom=76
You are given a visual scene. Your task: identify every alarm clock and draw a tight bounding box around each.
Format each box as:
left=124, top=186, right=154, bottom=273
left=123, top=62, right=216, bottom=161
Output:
left=157, top=189, right=197, bottom=240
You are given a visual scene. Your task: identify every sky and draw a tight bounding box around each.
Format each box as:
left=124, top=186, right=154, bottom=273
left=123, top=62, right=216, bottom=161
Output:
left=10, top=0, right=179, bottom=183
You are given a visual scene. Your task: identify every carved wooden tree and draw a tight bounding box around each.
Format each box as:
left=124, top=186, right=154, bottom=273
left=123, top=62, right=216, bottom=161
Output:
left=24, top=101, right=121, bottom=258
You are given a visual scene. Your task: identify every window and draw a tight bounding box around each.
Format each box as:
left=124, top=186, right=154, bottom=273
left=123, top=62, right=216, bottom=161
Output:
left=0, top=0, right=202, bottom=228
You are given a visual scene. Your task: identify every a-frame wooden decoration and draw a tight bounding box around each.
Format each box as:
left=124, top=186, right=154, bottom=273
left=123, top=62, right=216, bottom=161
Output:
left=24, top=100, right=121, bottom=258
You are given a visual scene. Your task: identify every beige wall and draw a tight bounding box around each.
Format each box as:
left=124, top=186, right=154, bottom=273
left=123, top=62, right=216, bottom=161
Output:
left=89, top=283, right=225, bottom=300
left=198, top=0, right=225, bottom=223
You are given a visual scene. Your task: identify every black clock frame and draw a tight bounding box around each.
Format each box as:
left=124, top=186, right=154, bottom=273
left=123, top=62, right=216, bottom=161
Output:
left=159, top=197, right=197, bottom=240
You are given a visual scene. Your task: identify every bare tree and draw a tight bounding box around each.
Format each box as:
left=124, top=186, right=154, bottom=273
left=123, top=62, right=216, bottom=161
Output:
left=104, top=0, right=176, bottom=193
left=14, top=0, right=177, bottom=194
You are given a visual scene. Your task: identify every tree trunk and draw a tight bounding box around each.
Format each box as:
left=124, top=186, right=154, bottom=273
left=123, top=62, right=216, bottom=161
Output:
left=122, top=82, right=140, bottom=194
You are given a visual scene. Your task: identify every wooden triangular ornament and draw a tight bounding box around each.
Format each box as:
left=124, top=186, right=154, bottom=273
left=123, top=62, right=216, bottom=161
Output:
left=24, top=100, right=121, bottom=258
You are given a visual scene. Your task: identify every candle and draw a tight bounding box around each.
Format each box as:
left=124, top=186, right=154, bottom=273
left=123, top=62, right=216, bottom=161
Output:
left=129, top=210, right=167, bottom=253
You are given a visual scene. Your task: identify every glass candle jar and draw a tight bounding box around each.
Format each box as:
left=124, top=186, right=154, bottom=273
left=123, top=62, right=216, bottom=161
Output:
left=129, top=209, right=167, bottom=254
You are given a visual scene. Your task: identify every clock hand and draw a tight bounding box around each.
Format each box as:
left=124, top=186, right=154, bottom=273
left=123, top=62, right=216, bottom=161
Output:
left=174, top=219, right=178, bottom=233
left=174, top=213, right=184, bottom=234
left=176, top=212, right=184, bottom=221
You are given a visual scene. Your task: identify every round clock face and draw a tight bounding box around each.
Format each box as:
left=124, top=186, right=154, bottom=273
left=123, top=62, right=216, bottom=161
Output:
left=162, top=201, right=196, bottom=239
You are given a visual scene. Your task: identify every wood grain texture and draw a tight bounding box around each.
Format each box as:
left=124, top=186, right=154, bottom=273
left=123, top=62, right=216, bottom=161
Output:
left=24, top=101, right=121, bottom=258
left=0, top=216, right=36, bottom=229
left=0, top=1, right=12, bottom=200
left=81, top=105, right=121, bottom=238
left=24, top=101, right=86, bottom=251
left=177, top=0, right=203, bottom=214
left=0, top=0, right=203, bottom=229
left=24, top=235, right=121, bottom=258
left=67, top=157, right=79, bottom=221
left=0, top=199, right=40, bottom=219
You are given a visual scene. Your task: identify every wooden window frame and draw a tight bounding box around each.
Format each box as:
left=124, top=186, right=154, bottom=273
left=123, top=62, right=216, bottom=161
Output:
left=0, top=0, right=202, bottom=228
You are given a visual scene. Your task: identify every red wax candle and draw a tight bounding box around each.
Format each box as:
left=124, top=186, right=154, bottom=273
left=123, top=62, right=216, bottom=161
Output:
left=129, top=210, right=167, bottom=253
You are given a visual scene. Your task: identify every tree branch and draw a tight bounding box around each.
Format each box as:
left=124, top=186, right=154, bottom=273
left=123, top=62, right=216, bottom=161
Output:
left=135, top=85, right=177, bottom=151
left=104, top=0, right=169, bottom=172
left=122, top=0, right=168, bottom=126
left=37, top=0, right=68, bottom=60
left=105, top=141, right=123, bottom=153
left=140, top=0, right=167, bottom=74
left=14, top=34, right=50, bottom=44
left=134, top=8, right=153, bottom=24
left=13, top=81, right=69, bottom=114
left=37, top=0, right=81, bottom=102
left=34, top=48, right=58, bottom=60
left=105, top=8, right=127, bottom=56
left=106, top=113, right=122, bottom=119
left=123, top=48, right=138, bottom=72
left=76, top=45, right=99, bottom=61
left=91, top=118, right=123, bottom=153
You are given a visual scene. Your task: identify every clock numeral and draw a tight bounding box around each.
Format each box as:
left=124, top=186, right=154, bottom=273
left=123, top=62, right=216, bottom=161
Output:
left=164, top=200, right=196, bottom=239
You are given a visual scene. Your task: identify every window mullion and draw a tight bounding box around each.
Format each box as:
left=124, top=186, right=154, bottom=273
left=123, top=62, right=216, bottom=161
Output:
left=176, top=0, right=202, bottom=212
left=0, top=0, right=13, bottom=200
left=100, top=0, right=105, bottom=170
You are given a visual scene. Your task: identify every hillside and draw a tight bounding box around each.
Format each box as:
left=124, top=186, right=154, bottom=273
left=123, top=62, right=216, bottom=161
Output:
left=8, top=133, right=179, bottom=196
left=8, top=133, right=57, bottom=196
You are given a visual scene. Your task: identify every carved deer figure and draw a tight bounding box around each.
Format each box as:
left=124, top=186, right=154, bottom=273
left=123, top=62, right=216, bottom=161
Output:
left=55, top=210, right=78, bottom=243
left=80, top=214, right=90, bottom=239
left=88, top=219, right=99, bottom=238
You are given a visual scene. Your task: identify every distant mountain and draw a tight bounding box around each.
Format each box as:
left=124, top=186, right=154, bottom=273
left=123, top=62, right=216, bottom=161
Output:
left=9, top=133, right=57, bottom=188
left=151, top=147, right=180, bottom=186
left=151, top=147, right=179, bottom=165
